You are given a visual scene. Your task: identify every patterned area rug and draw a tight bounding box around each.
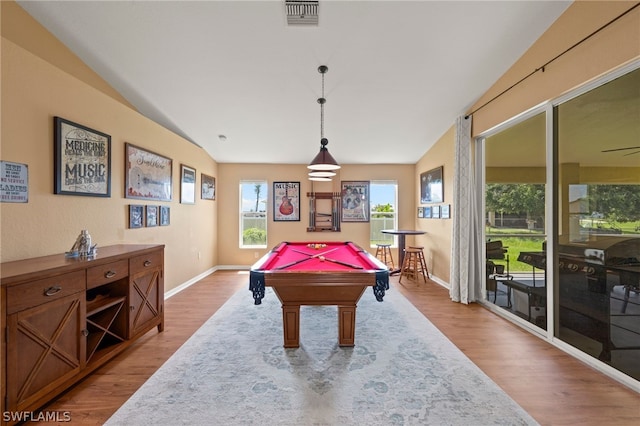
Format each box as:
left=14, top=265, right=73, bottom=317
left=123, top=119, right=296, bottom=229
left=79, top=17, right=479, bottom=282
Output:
left=106, top=285, right=538, bottom=425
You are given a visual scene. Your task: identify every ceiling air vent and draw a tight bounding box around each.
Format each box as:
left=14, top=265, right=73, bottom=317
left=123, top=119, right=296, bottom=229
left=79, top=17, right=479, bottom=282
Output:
left=285, top=0, right=319, bottom=26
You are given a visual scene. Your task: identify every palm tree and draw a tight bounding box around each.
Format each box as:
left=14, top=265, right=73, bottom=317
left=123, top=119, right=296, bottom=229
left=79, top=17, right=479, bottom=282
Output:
left=254, top=184, right=261, bottom=212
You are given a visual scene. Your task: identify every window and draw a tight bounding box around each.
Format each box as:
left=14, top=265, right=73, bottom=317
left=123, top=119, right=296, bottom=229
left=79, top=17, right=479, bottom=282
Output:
left=240, top=181, right=268, bottom=248
left=369, top=181, right=397, bottom=247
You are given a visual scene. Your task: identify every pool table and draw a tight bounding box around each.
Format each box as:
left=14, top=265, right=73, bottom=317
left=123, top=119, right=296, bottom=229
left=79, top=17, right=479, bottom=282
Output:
left=249, top=241, right=389, bottom=348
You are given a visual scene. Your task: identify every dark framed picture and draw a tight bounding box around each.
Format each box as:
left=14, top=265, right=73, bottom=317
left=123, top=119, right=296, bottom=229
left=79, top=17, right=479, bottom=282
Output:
left=423, top=206, right=432, bottom=219
left=341, top=181, right=370, bottom=222
left=273, top=181, right=300, bottom=221
left=420, top=166, right=443, bottom=204
left=432, top=205, right=441, bottom=219
left=54, top=117, right=111, bottom=197
left=180, top=164, right=196, bottom=204
left=160, top=205, right=170, bottom=226
left=441, top=204, right=451, bottom=219
left=125, top=143, right=172, bottom=201
left=146, top=205, right=158, bottom=227
left=201, top=174, right=216, bottom=200
left=129, top=205, right=144, bottom=228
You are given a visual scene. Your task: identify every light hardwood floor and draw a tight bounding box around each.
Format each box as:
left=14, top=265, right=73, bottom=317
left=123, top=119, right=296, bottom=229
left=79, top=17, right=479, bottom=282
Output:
left=36, top=270, right=639, bottom=425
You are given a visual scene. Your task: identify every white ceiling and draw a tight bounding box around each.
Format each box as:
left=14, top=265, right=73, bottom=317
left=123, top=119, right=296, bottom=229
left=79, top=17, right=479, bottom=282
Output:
left=18, top=0, right=572, bottom=165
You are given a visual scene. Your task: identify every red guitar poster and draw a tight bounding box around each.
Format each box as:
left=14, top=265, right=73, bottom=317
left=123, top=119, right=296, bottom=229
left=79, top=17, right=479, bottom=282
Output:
left=274, top=182, right=300, bottom=221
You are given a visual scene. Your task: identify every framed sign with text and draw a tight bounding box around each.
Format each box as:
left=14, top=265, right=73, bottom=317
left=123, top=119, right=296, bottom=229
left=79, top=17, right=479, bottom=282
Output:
left=1, top=161, right=28, bottom=203
left=54, top=117, right=111, bottom=197
left=125, top=143, right=172, bottom=201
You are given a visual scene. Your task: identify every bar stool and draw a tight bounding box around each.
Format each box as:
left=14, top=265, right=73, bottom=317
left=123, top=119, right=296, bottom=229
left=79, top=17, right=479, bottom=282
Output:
left=408, top=246, right=430, bottom=279
left=375, top=244, right=395, bottom=270
left=399, top=247, right=428, bottom=284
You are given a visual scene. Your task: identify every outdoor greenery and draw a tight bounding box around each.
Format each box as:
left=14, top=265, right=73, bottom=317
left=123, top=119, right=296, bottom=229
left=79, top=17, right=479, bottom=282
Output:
left=486, top=183, right=545, bottom=224
left=486, top=184, right=640, bottom=272
left=243, top=227, right=266, bottom=245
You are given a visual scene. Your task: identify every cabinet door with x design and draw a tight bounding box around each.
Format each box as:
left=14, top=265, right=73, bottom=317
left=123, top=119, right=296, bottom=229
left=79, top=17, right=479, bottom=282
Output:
left=5, top=282, right=85, bottom=412
left=128, top=250, right=164, bottom=339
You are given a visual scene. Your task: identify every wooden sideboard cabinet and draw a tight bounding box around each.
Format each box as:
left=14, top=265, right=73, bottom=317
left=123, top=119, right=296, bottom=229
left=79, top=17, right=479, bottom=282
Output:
left=0, top=244, right=164, bottom=423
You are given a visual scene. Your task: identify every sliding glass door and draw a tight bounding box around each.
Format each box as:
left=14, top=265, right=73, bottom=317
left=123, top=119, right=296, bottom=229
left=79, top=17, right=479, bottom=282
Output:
left=481, top=64, right=640, bottom=383
left=554, top=67, right=640, bottom=380
left=483, top=112, right=547, bottom=329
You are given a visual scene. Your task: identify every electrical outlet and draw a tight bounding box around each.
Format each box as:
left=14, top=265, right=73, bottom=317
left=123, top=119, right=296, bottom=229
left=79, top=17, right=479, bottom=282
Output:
left=254, top=251, right=259, bottom=258
left=198, top=251, right=201, bottom=260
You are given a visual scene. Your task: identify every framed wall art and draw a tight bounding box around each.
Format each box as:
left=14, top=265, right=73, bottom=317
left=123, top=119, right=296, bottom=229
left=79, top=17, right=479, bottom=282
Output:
left=441, top=204, right=451, bottom=219
left=129, top=205, right=144, bottom=228
left=146, top=205, right=158, bottom=227
left=423, top=206, right=432, bottom=219
left=341, top=181, right=370, bottom=222
left=201, top=173, right=216, bottom=200
left=432, top=205, right=441, bottom=219
left=180, top=164, right=196, bottom=204
left=160, top=205, right=170, bottom=226
left=125, top=143, right=172, bottom=201
left=1, top=161, right=28, bottom=203
left=420, top=166, right=443, bottom=204
left=54, top=117, right=111, bottom=197
left=273, top=181, right=300, bottom=221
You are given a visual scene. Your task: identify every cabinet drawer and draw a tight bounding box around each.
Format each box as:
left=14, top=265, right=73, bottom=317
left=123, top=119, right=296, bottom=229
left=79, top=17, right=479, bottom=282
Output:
left=6, top=270, right=85, bottom=314
left=130, top=250, right=163, bottom=275
left=87, top=259, right=129, bottom=289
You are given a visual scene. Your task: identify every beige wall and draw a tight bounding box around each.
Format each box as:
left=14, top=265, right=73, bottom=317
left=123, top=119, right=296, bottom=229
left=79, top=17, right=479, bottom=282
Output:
left=217, top=164, right=415, bottom=266
left=470, top=1, right=640, bottom=136
left=414, top=126, right=455, bottom=284
left=1, top=4, right=219, bottom=292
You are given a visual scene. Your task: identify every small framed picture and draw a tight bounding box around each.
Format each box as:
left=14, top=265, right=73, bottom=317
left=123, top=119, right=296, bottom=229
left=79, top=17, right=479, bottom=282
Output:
left=146, top=205, right=158, bottom=227
left=180, top=164, right=196, bottom=204
left=160, top=205, right=170, bottom=226
left=423, top=206, right=432, bottom=219
left=129, top=205, right=144, bottom=228
left=441, top=204, right=451, bottom=219
left=201, top=174, right=216, bottom=200
left=273, top=181, right=300, bottom=221
left=432, top=205, right=441, bottom=219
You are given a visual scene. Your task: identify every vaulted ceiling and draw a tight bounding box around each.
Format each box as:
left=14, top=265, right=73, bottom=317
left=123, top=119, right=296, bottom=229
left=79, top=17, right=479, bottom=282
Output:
left=18, top=1, right=572, bottom=165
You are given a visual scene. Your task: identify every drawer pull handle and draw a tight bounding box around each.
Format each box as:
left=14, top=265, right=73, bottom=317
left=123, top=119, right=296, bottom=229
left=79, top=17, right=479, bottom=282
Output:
left=105, top=270, right=117, bottom=278
left=143, top=260, right=152, bottom=267
left=81, top=329, right=89, bottom=337
left=44, top=286, right=62, bottom=296
left=130, top=305, right=135, bottom=311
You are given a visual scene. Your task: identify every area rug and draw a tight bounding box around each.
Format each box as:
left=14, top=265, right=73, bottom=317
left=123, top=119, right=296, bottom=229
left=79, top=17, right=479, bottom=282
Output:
left=106, top=285, right=538, bottom=425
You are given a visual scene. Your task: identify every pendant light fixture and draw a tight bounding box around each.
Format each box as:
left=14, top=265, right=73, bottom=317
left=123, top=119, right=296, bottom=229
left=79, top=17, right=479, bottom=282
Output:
left=308, top=65, right=340, bottom=177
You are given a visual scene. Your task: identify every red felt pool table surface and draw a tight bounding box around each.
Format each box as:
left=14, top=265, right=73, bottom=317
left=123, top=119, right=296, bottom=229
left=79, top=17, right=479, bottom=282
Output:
left=255, top=241, right=382, bottom=272
left=250, top=241, right=389, bottom=347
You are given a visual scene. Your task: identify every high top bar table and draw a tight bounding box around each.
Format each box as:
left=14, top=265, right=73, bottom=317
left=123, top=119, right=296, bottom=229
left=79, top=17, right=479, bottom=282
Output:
left=381, top=229, right=426, bottom=275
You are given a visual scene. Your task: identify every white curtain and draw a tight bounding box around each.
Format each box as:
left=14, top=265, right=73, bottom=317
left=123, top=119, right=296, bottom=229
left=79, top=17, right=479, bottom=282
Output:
left=449, top=116, right=481, bottom=303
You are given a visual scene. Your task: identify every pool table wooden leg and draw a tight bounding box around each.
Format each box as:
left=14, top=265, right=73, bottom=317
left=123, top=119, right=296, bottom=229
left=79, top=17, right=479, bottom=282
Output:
left=338, top=305, right=357, bottom=346
left=282, top=304, right=300, bottom=348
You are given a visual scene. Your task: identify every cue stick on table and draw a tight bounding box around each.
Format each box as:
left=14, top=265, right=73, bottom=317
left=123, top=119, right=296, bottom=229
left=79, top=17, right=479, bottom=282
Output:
left=275, top=247, right=341, bottom=270
left=321, top=257, right=363, bottom=269
left=290, top=248, right=363, bottom=269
